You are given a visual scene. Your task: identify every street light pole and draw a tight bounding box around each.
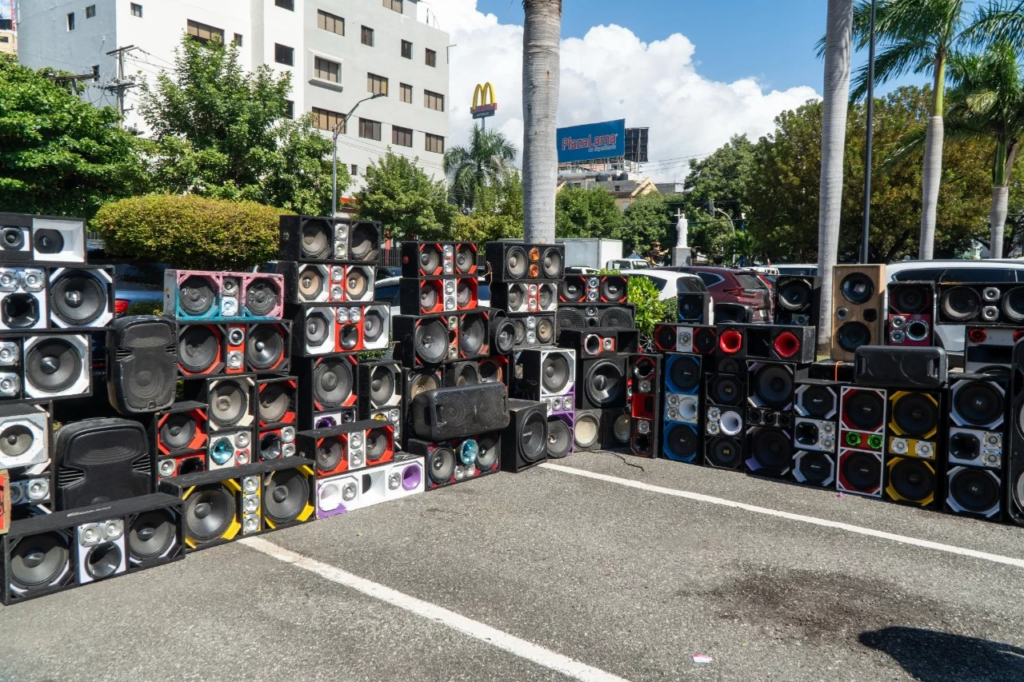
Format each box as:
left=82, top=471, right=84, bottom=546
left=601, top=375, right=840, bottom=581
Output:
left=861, top=0, right=877, bottom=264
left=331, top=93, right=385, bottom=217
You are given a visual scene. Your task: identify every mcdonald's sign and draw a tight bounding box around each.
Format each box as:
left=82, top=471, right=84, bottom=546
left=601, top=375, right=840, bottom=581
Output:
left=470, top=82, right=497, bottom=119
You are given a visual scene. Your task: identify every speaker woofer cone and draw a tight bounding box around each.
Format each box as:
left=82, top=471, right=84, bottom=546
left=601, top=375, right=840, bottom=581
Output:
left=751, top=428, right=791, bottom=470
left=349, top=223, right=379, bottom=262
left=493, top=317, right=515, bottom=354
left=546, top=418, right=572, bottom=458
left=259, top=383, right=293, bottom=423
left=505, top=246, right=529, bottom=279
left=574, top=414, right=599, bottom=448
left=178, top=326, right=220, bottom=373
left=950, top=467, right=1000, bottom=513
left=366, top=428, right=389, bottom=460
left=185, top=486, right=235, bottom=543
left=799, top=385, right=836, bottom=418
left=778, top=280, right=811, bottom=311
left=0, top=423, right=34, bottom=457
left=894, top=285, right=929, bottom=314
left=305, top=312, right=330, bottom=346
left=460, top=314, right=486, bottom=355
left=297, top=267, right=324, bottom=300
left=178, top=276, right=216, bottom=316
left=455, top=244, right=475, bottom=274
left=26, top=337, right=83, bottom=392
left=420, top=281, right=440, bottom=311
left=245, top=279, right=279, bottom=316
left=845, top=390, right=884, bottom=430
left=247, top=325, right=284, bottom=370
left=839, top=272, right=874, bottom=305
left=457, top=279, right=475, bottom=308
left=369, top=366, right=397, bottom=406
left=313, top=358, right=353, bottom=407
left=709, top=375, right=742, bottom=406
left=942, top=286, right=982, bottom=322
left=408, top=372, right=439, bottom=398
left=428, top=447, right=456, bottom=483
left=536, top=318, right=554, bottom=344
left=542, top=353, right=571, bottom=394
left=752, top=365, right=793, bottom=409
left=415, top=320, right=449, bottom=364
left=520, top=412, right=548, bottom=462
left=600, top=277, right=625, bottom=302
left=892, top=393, right=938, bottom=437
left=890, top=458, right=935, bottom=501
left=542, top=247, right=562, bottom=279
left=666, top=424, right=698, bottom=459
left=300, top=220, right=331, bottom=259
left=85, top=542, right=123, bottom=580
left=561, top=277, right=584, bottom=302
left=3, top=293, right=39, bottom=328
left=160, top=413, right=198, bottom=450
left=477, top=434, right=499, bottom=469
left=837, top=321, right=871, bottom=352
left=796, top=452, right=833, bottom=485
left=263, top=469, right=310, bottom=524
left=316, top=439, right=343, bottom=472
left=954, top=380, right=1003, bottom=426
left=209, top=381, right=249, bottom=426
left=841, top=451, right=881, bottom=491
left=129, top=509, right=177, bottom=560
left=708, top=437, right=742, bottom=468
left=585, top=360, right=624, bottom=407
left=11, top=532, right=69, bottom=589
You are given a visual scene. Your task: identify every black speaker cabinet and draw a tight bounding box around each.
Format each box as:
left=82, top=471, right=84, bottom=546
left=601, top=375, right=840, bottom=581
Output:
left=653, top=324, right=718, bottom=355
left=393, top=313, right=459, bottom=366
left=704, top=365, right=747, bottom=470
left=831, top=264, right=886, bottom=361
left=558, top=329, right=638, bottom=358
left=296, top=354, right=358, bottom=423
left=407, top=433, right=502, bottom=489
left=0, top=492, right=184, bottom=604
left=947, top=374, right=1007, bottom=514
left=410, top=383, right=510, bottom=441
left=0, top=213, right=87, bottom=265
left=485, top=242, right=564, bottom=282
left=677, top=291, right=712, bottom=324
left=1008, top=385, right=1024, bottom=524
left=500, top=399, right=548, bottom=472
left=357, top=360, right=402, bottom=418
left=55, top=418, right=152, bottom=511
left=106, top=315, right=177, bottom=415
left=296, top=420, right=395, bottom=477
left=774, top=275, right=820, bottom=327
left=883, top=389, right=942, bottom=508
left=715, top=323, right=816, bottom=364
left=278, top=215, right=381, bottom=263
left=577, top=355, right=628, bottom=410
left=400, top=241, right=478, bottom=278
left=629, top=354, right=661, bottom=458
left=886, top=280, right=936, bottom=346
left=854, top=346, right=948, bottom=389
left=505, top=313, right=557, bottom=349
left=573, top=409, right=602, bottom=451
left=488, top=308, right=516, bottom=355
left=714, top=303, right=753, bottom=323
left=513, top=348, right=576, bottom=400
left=556, top=304, right=635, bottom=331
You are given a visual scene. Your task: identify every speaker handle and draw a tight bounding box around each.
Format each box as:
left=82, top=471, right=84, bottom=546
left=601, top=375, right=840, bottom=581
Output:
left=855, top=356, right=867, bottom=376
left=432, top=403, right=446, bottom=430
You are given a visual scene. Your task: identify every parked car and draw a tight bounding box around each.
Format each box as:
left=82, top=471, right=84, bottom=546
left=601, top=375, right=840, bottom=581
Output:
left=111, top=263, right=168, bottom=316
left=660, top=266, right=772, bottom=321
left=606, top=258, right=651, bottom=271
left=375, top=276, right=492, bottom=320
left=887, top=259, right=1024, bottom=357
left=621, top=270, right=708, bottom=302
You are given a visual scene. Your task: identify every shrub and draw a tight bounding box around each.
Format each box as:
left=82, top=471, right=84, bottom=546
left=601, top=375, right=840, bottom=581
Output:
left=92, top=194, right=289, bottom=270
left=126, top=301, right=163, bottom=317
left=624, top=275, right=675, bottom=342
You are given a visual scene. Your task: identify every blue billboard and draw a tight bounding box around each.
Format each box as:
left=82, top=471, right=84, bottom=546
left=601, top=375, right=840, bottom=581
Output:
left=556, top=119, right=627, bottom=164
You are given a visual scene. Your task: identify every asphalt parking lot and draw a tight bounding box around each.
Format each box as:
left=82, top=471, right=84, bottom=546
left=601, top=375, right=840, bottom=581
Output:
left=3, top=451, right=1024, bottom=681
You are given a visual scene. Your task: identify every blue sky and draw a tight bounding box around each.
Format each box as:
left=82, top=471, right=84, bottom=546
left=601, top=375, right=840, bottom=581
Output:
left=473, top=0, right=923, bottom=95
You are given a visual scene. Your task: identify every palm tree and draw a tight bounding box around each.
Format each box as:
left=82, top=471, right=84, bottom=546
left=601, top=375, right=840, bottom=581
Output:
left=848, top=0, right=975, bottom=261
left=443, top=127, right=517, bottom=212
left=522, top=0, right=561, bottom=244
left=818, top=0, right=855, bottom=356
left=944, top=42, right=1024, bottom=256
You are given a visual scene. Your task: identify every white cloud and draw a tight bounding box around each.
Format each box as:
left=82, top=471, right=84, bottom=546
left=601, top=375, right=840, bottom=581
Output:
left=423, top=0, right=820, bottom=181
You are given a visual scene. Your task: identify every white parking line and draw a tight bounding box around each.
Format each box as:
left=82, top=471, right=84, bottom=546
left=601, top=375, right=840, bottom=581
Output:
left=540, top=462, right=1024, bottom=569
left=241, top=536, right=630, bottom=682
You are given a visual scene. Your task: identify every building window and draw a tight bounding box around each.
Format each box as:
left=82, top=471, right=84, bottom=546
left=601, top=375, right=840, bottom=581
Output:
left=425, top=48, right=437, bottom=67
left=367, top=73, right=388, bottom=96
left=284, top=100, right=294, bottom=119
left=92, top=65, right=100, bottom=79
left=361, top=26, right=374, bottom=46
left=425, top=133, right=445, bottom=154
left=0, top=37, right=8, bottom=44
left=351, top=164, right=359, bottom=177
left=131, top=4, right=143, bottom=18
left=275, top=0, right=294, bottom=9
left=233, top=33, right=243, bottom=46
left=187, top=20, right=225, bottom=44
left=424, top=90, right=445, bottom=112
left=275, top=44, right=294, bottom=66
left=400, top=83, right=412, bottom=104
left=314, top=57, right=340, bottom=83
left=392, top=126, right=413, bottom=148
left=85, top=5, right=96, bottom=19
left=383, top=0, right=403, bottom=12
left=359, top=118, right=382, bottom=141
left=401, top=40, right=412, bottom=59
left=313, top=107, right=345, bottom=133
left=317, top=10, right=344, bottom=35
left=67, top=12, right=75, bottom=31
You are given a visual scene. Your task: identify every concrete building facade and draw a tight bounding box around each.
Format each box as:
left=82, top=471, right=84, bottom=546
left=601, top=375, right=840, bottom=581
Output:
left=17, top=0, right=450, bottom=186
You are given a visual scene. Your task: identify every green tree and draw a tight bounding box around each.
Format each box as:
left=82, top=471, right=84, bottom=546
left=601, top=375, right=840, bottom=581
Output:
left=355, top=150, right=458, bottom=240
left=139, top=36, right=342, bottom=214
left=0, top=55, right=149, bottom=220
left=443, top=126, right=518, bottom=211
left=746, top=87, right=996, bottom=262
left=555, top=185, right=622, bottom=239
left=622, top=193, right=672, bottom=257
left=683, top=134, right=756, bottom=218
left=453, top=171, right=525, bottom=242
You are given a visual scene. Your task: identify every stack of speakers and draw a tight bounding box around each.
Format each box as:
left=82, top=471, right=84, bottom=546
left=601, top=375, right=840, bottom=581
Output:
left=395, top=241, right=506, bottom=488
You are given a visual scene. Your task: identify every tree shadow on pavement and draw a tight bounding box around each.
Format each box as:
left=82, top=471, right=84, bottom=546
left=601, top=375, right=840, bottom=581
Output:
left=860, top=626, right=1024, bottom=682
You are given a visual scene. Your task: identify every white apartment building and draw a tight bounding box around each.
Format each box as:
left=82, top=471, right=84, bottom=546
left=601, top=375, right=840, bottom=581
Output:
left=17, top=0, right=450, bottom=186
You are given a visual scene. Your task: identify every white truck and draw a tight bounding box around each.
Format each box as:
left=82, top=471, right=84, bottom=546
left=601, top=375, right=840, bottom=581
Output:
left=556, top=238, right=624, bottom=272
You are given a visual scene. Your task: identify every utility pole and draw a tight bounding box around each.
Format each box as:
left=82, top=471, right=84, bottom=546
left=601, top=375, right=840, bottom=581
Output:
left=104, top=45, right=138, bottom=121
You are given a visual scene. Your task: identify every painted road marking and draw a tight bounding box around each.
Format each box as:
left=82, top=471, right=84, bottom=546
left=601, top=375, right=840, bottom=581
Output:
left=241, top=536, right=630, bottom=682
left=540, top=462, right=1024, bottom=569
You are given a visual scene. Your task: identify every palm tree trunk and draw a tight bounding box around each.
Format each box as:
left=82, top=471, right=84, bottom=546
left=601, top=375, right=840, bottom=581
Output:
left=816, top=0, right=854, bottom=355
left=919, top=57, right=947, bottom=260
left=990, top=185, right=1009, bottom=258
left=522, top=0, right=561, bottom=244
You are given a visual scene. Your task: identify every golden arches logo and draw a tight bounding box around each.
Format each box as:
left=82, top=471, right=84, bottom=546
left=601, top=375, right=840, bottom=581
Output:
left=471, top=82, right=497, bottom=118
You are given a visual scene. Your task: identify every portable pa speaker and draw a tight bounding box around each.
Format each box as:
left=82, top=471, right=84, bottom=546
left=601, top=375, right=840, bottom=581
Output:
left=853, top=346, right=948, bottom=389
left=150, top=401, right=209, bottom=481
left=501, top=399, right=548, bottom=471
left=315, top=455, right=425, bottom=518
left=485, top=242, right=564, bottom=282
left=410, top=383, right=510, bottom=441
left=55, top=418, right=152, bottom=510
left=107, top=315, right=177, bottom=414
left=831, top=264, right=886, bottom=361
left=0, top=213, right=86, bottom=265
left=0, top=267, right=47, bottom=331
left=0, top=404, right=50, bottom=471
left=575, top=354, right=627, bottom=411
left=677, top=292, right=712, bottom=324
left=886, top=280, right=935, bottom=346
left=513, top=349, right=575, bottom=400
left=774, top=276, right=820, bottom=327
left=556, top=304, right=635, bottom=331
left=0, top=492, right=183, bottom=604
left=279, top=216, right=382, bottom=263
left=279, top=262, right=374, bottom=304
left=296, top=420, right=394, bottom=477
left=407, top=433, right=501, bottom=489
left=401, top=241, right=478, bottom=277
left=937, top=282, right=1024, bottom=326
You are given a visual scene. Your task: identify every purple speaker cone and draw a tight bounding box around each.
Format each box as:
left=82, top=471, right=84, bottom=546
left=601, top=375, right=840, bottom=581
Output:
left=402, top=464, right=422, bottom=491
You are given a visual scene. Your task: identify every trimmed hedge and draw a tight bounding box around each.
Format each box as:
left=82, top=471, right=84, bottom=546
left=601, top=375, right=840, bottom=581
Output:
left=92, top=194, right=289, bottom=270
